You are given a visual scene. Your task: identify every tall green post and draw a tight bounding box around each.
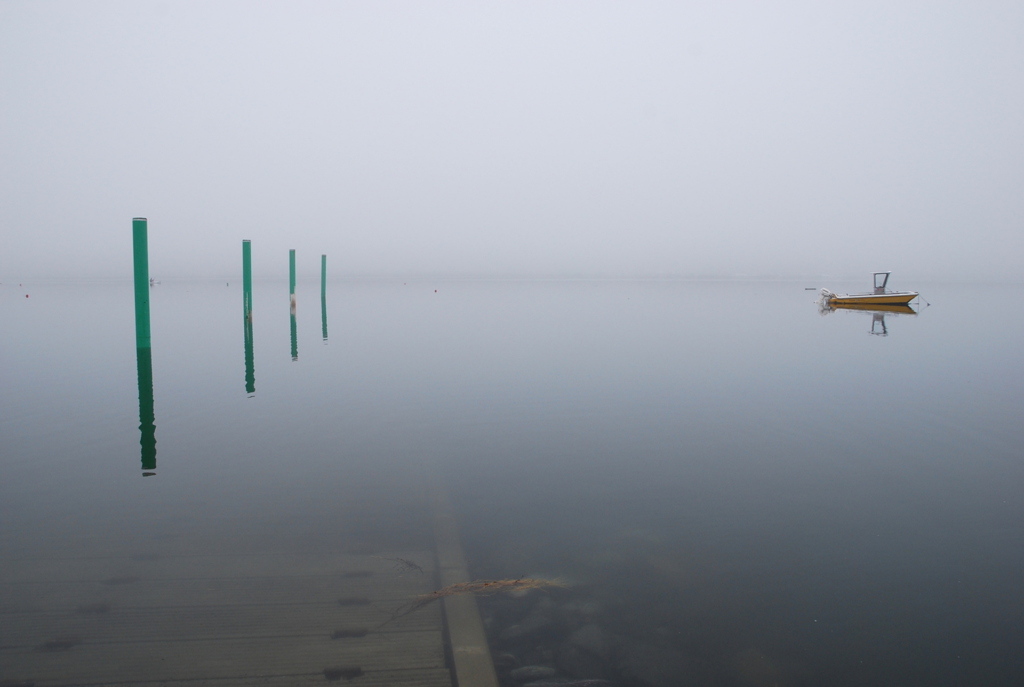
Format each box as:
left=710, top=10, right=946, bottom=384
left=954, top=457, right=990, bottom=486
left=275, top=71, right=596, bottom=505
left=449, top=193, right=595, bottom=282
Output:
left=132, top=218, right=151, bottom=348
left=242, top=240, right=255, bottom=394
left=133, top=218, right=155, bottom=474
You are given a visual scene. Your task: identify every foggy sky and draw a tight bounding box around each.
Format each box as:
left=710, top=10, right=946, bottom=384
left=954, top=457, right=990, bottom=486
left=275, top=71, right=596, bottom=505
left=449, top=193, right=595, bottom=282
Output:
left=2, top=1, right=1022, bottom=281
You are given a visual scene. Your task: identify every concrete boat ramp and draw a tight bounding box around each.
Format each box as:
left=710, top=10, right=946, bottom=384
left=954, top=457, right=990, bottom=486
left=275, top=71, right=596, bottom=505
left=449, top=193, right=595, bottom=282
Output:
left=0, top=491, right=497, bottom=687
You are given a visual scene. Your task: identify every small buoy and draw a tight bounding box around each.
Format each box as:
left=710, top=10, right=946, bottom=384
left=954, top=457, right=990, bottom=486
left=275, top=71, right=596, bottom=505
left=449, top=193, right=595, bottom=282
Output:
left=434, top=289, right=437, bottom=293
left=25, top=294, right=29, bottom=298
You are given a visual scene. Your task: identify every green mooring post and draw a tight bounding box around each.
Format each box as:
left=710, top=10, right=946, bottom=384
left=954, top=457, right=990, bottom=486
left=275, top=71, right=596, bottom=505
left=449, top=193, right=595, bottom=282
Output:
left=243, top=240, right=253, bottom=320
left=133, top=218, right=156, bottom=474
left=132, top=218, right=151, bottom=348
left=242, top=240, right=255, bottom=394
left=289, top=249, right=296, bottom=300
left=320, top=254, right=328, bottom=342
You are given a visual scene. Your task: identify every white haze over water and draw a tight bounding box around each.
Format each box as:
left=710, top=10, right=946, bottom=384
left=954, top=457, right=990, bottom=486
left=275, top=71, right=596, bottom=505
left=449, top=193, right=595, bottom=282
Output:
left=1, top=1, right=1022, bottom=281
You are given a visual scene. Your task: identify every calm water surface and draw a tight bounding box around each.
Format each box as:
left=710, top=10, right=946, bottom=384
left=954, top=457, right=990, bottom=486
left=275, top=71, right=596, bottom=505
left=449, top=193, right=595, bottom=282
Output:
left=1, top=278, right=1021, bottom=686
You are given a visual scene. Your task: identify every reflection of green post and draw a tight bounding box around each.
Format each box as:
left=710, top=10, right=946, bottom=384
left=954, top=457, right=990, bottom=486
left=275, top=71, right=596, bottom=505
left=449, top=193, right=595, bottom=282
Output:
left=245, top=317, right=256, bottom=392
left=321, top=254, right=328, bottom=342
left=132, top=218, right=151, bottom=349
left=321, top=294, right=328, bottom=342
left=137, top=347, right=157, bottom=474
left=133, top=218, right=156, bottom=474
left=290, top=310, right=298, bottom=361
left=242, top=240, right=255, bottom=394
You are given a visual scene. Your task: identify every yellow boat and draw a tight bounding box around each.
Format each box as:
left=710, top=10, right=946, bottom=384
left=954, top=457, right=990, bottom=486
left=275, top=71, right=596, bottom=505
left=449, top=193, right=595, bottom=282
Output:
left=821, top=272, right=918, bottom=306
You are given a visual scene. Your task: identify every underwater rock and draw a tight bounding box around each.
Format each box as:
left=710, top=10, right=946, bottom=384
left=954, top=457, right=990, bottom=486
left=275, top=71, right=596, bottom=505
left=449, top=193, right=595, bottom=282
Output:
left=500, top=615, right=552, bottom=643
left=553, top=624, right=613, bottom=679
left=500, top=597, right=558, bottom=643
left=510, top=665, right=556, bottom=682
left=567, top=624, right=608, bottom=657
left=493, top=652, right=521, bottom=672
left=556, top=643, right=610, bottom=681
left=559, top=599, right=603, bottom=624
left=615, top=640, right=691, bottom=687
left=323, top=666, right=363, bottom=681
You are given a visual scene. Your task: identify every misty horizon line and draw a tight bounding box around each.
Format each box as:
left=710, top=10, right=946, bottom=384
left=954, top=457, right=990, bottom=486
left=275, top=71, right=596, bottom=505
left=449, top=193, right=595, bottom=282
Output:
left=2, top=271, right=1019, bottom=286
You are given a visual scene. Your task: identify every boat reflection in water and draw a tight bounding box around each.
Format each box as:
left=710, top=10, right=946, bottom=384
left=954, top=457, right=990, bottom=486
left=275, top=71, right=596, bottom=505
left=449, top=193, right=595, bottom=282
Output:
left=819, top=300, right=917, bottom=337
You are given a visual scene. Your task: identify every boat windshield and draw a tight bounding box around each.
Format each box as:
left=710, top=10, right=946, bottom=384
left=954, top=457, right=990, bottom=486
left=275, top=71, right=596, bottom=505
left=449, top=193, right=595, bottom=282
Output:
left=873, top=272, right=890, bottom=294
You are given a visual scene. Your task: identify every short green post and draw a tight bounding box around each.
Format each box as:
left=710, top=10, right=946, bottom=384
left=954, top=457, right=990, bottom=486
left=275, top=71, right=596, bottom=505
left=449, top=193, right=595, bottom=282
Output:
left=242, top=240, right=255, bottom=394
left=132, top=218, right=151, bottom=348
left=320, top=254, right=328, bottom=342
left=242, top=240, right=253, bottom=320
left=289, top=249, right=296, bottom=300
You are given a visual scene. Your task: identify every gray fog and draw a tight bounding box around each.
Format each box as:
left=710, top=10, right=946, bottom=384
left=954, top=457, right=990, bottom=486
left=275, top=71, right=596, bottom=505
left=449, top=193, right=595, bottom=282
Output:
left=2, top=1, right=1022, bottom=281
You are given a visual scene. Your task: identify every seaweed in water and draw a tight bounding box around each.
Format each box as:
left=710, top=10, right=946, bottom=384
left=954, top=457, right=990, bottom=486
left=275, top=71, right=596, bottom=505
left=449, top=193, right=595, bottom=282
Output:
left=323, top=666, right=363, bottom=681
left=379, top=578, right=564, bottom=628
